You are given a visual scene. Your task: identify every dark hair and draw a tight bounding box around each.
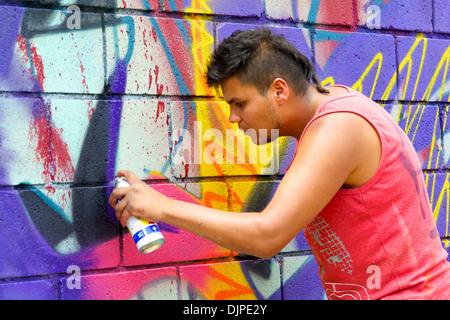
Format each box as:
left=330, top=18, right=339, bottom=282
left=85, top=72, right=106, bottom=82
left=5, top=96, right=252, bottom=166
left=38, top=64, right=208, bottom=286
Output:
left=206, top=28, right=329, bottom=95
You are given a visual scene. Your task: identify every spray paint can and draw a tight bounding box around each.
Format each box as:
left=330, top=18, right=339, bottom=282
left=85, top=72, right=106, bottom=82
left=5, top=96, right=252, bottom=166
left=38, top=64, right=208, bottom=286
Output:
left=114, top=177, right=165, bottom=254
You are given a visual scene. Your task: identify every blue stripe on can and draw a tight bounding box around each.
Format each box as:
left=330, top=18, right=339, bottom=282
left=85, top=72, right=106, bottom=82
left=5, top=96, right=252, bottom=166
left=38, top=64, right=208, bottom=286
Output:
left=132, top=230, right=146, bottom=244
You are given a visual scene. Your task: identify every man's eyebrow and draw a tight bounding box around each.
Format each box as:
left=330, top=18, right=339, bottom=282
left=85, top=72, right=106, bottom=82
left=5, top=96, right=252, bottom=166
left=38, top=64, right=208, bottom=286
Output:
left=226, top=97, right=239, bottom=105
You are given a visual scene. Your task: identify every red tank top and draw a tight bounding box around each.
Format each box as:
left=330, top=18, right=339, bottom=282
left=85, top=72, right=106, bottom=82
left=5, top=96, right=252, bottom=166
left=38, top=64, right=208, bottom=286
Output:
left=296, top=86, right=450, bottom=300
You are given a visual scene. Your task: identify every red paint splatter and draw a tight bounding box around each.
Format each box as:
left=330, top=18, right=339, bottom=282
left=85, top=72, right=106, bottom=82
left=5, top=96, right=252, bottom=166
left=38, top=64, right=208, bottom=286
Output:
left=142, top=26, right=148, bottom=44
left=45, top=184, right=56, bottom=194
left=29, top=108, right=53, bottom=182
left=18, top=34, right=74, bottom=182
left=87, top=101, right=94, bottom=120
left=28, top=103, right=74, bottom=183
left=153, top=65, right=166, bottom=122
left=17, top=35, right=29, bottom=61
left=17, top=35, right=45, bottom=90
left=154, top=65, right=164, bottom=95
left=150, top=26, right=158, bottom=43
left=70, top=33, right=89, bottom=94
left=155, top=101, right=165, bottom=121
left=148, top=68, right=153, bottom=91
left=78, top=52, right=88, bottom=92
left=51, top=123, right=75, bottom=182
left=180, top=161, right=189, bottom=178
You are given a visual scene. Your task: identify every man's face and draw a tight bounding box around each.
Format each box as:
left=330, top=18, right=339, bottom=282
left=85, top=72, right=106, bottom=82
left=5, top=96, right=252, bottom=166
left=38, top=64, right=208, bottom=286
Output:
left=220, top=75, right=280, bottom=144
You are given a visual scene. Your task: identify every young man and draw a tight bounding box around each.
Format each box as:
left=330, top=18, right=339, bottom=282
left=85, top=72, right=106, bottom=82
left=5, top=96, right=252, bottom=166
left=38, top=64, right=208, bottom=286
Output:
left=109, top=28, right=450, bottom=299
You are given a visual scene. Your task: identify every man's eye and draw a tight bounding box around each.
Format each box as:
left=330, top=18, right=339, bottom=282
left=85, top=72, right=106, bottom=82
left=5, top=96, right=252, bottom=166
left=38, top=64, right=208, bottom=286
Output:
left=236, top=102, right=245, bottom=108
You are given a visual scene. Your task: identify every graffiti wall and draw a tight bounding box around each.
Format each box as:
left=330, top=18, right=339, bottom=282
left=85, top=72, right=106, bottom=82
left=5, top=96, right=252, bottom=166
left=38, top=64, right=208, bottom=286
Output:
left=0, top=0, right=449, bottom=300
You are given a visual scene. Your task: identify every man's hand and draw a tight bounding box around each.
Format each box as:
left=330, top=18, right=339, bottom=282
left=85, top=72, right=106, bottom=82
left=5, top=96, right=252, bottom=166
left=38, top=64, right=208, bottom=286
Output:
left=108, top=170, right=172, bottom=227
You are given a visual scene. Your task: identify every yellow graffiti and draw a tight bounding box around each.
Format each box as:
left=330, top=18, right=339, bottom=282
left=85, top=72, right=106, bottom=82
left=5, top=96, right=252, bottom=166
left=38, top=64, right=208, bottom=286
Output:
left=321, top=34, right=450, bottom=103
left=321, top=76, right=335, bottom=87
left=399, top=34, right=427, bottom=101
left=352, top=52, right=383, bottom=99
left=404, top=104, right=440, bottom=170
left=426, top=107, right=441, bottom=170
left=185, top=6, right=214, bottom=96
left=202, top=264, right=257, bottom=300
left=386, top=33, right=450, bottom=102
left=380, top=34, right=428, bottom=101
left=185, top=0, right=279, bottom=183
left=426, top=173, right=450, bottom=239
left=422, top=45, right=450, bottom=102
left=383, top=103, right=441, bottom=170
left=185, top=0, right=213, bottom=15
left=180, top=0, right=262, bottom=300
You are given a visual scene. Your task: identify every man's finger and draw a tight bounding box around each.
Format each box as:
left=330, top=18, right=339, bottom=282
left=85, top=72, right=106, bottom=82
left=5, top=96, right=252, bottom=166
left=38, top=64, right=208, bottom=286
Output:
left=114, top=196, right=130, bottom=227
left=115, top=170, right=141, bottom=185
left=108, top=186, right=128, bottom=209
left=120, top=209, right=131, bottom=228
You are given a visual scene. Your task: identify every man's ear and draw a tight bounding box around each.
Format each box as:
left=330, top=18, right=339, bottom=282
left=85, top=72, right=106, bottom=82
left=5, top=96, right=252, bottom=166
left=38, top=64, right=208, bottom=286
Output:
left=272, top=78, right=289, bottom=105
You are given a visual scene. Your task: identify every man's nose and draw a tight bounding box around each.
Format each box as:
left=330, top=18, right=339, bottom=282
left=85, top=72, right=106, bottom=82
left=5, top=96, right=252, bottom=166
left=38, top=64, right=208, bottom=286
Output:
left=229, top=109, right=242, bottom=124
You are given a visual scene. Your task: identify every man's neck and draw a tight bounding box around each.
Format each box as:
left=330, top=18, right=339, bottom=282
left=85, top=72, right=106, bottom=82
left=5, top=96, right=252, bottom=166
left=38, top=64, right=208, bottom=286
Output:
left=280, top=85, right=331, bottom=140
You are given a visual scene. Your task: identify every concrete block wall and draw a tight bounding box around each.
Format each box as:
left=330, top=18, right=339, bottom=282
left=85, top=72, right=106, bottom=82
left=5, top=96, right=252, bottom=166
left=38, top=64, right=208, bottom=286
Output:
left=0, top=0, right=449, bottom=300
